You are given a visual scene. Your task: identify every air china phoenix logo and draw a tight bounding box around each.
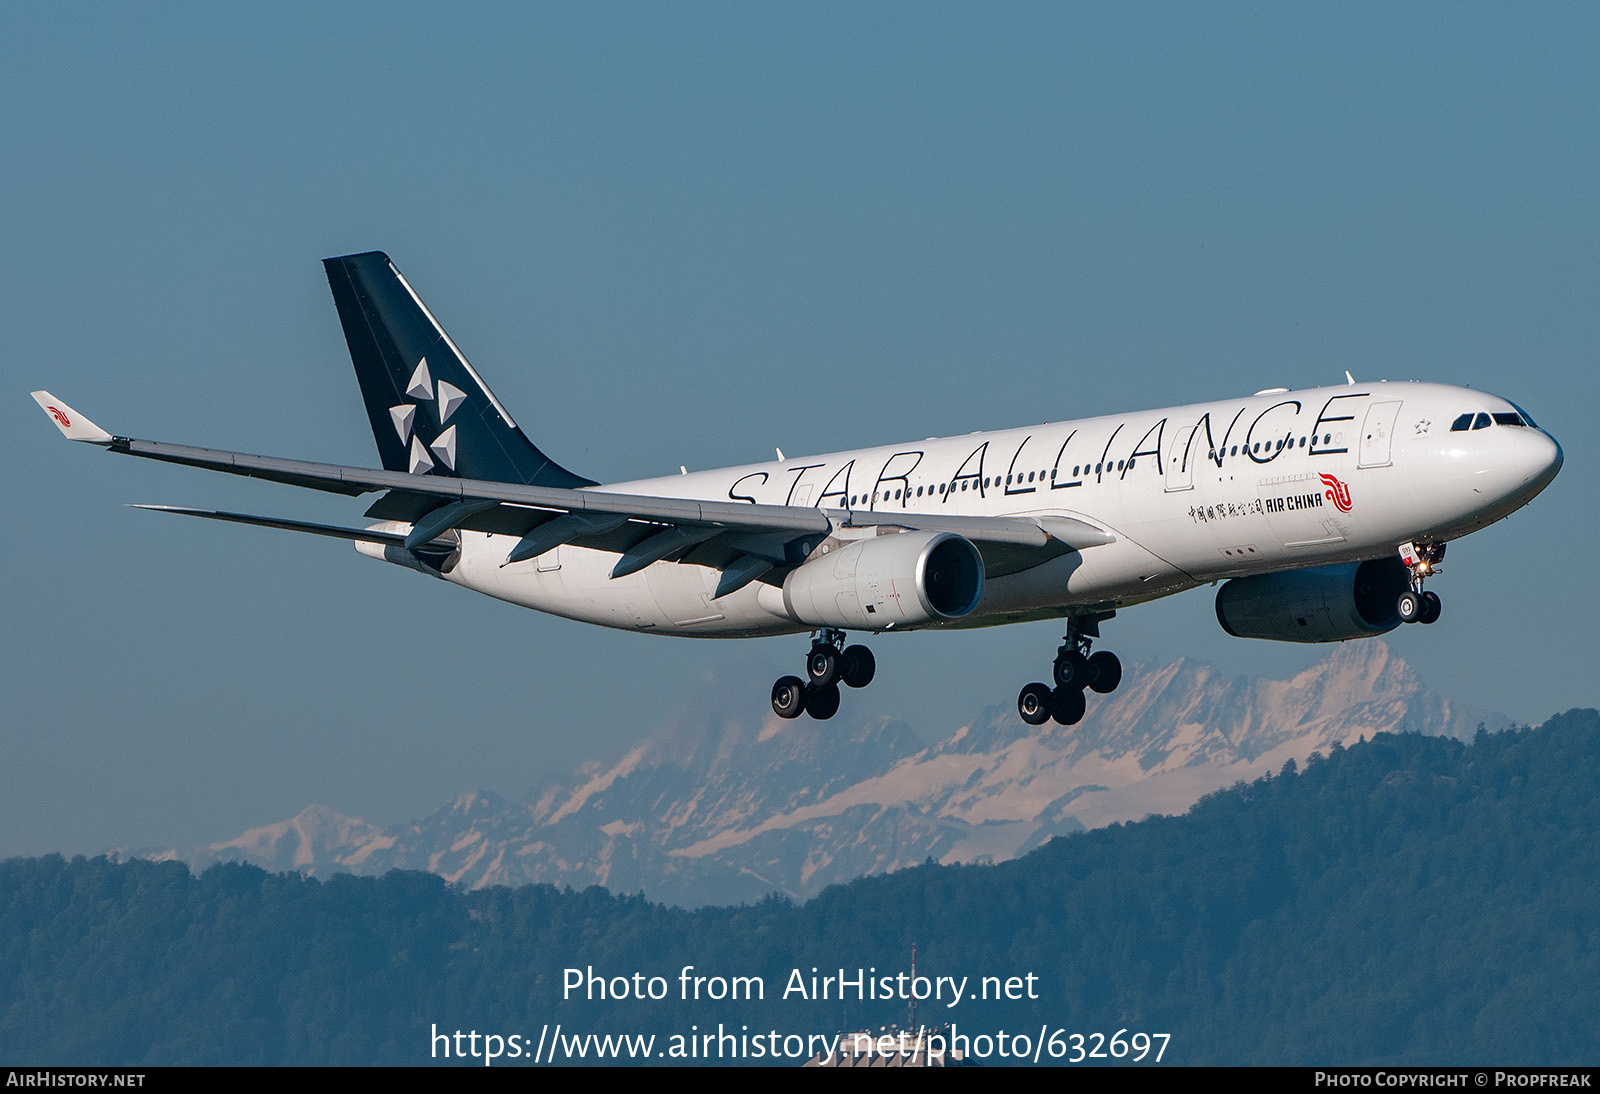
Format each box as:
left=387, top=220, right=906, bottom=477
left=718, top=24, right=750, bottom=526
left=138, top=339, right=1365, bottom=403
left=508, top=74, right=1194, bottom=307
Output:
left=1319, top=473, right=1353, bottom=513
left=47, top=406, right=71, bottom=429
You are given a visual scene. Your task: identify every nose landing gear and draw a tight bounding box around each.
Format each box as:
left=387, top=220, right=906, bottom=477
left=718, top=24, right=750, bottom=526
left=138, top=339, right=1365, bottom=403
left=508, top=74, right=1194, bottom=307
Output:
left=1018, top=613, right=1122, bottom=726
left=1397, top=542, right=1445, bottom=625
left=772, top=629, right=877, bottom=720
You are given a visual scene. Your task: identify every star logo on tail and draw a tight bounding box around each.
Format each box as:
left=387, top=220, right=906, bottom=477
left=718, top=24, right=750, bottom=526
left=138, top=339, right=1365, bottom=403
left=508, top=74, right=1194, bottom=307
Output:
left=387, top=357, right=468, bottom=475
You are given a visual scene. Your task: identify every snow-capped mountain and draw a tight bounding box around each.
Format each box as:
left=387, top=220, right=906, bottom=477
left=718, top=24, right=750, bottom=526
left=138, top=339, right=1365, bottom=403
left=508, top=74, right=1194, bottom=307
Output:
left=163, top=641, right=1508, bottom=907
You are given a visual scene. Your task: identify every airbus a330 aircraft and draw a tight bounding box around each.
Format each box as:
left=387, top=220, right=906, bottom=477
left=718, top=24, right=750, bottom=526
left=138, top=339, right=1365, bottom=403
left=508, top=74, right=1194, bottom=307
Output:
left=34, top=252, right=1563, bottom=726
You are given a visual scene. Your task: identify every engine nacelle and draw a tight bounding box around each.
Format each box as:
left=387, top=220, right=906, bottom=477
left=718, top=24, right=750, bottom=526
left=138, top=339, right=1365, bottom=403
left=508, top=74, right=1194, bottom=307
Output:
left=1215, top=557, right=1410, bottom=643
left=781, top=530, right=984, bottom=629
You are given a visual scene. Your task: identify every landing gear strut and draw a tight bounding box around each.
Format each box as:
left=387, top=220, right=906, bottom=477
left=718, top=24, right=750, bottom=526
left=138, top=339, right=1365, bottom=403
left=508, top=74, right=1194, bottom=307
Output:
left=772, top=629, right=876, bottom=720
left=1018, top=613, right=1122, bottom=727
left=1397, top=542, right=1444, bottom=626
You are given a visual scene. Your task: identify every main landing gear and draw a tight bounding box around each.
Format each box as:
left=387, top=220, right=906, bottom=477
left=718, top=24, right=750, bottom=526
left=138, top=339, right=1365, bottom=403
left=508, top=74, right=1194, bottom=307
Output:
left=1396, top=541, right=1445, bottom=626
left=771, top=628, right=877, bottom=721
left=1018, top=614, right=1123, bottom=727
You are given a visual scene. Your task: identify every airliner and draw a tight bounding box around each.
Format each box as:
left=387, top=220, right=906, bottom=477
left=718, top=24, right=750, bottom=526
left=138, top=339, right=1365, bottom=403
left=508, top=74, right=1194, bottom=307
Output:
left=33, top=252, right=1563, bottom=726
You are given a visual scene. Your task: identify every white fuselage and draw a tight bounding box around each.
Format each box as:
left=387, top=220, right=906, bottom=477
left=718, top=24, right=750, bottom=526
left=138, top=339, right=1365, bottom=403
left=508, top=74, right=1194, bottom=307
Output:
left=415, top=381, right=1561, bottom=638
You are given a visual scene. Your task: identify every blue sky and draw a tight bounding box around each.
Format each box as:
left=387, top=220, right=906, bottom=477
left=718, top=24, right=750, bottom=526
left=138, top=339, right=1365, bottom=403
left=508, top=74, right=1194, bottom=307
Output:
left=4, top=2, right=1597, bottom=857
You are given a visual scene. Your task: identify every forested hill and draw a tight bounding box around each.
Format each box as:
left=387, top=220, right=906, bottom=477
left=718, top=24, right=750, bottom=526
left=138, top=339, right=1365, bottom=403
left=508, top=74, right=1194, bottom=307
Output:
left=5, top=710, right=1598, bottom=1065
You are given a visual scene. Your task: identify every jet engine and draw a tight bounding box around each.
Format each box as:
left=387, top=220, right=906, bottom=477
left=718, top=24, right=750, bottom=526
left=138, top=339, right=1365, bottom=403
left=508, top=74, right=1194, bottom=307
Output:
left=781, top=529, right=984, bottom=629
left=1214, top=557, right=1410, bottom=643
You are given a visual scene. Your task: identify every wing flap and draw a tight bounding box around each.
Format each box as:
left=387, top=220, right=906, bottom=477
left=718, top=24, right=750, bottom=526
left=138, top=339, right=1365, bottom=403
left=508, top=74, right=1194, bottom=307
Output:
left=848, top=511, right=1115, bottom=551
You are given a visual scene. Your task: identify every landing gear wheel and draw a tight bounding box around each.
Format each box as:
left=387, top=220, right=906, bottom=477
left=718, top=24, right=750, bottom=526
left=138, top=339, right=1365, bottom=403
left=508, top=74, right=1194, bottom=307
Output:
left=1018, top=683, right=1054, bottom=726
left=1087, top=650, right=1122, bottom=694
left=839, top=645, right=876, bottom=688
left=1053, top=651, right=1090, bottom=690
left=806, top=682, right=841, bottom=720
left=806, top=646, right=840, bottom=687
left=1420, top=591, right=1442, bottom=625
left=1051, top=685, right=1086, bottom=726
left=1397, top=590, right=1423, bottom=624
left=772, top=676, right=807, bottom=719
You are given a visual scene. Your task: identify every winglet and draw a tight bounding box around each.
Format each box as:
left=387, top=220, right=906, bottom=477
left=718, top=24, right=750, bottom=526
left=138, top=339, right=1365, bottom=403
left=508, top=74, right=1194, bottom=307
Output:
left=31, top=391, right=113, bottom=444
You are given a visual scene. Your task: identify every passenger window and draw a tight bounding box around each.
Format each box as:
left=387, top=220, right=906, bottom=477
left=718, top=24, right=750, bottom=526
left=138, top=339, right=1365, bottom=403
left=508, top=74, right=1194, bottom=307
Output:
left=1472, top=413, right=1491, bottom=430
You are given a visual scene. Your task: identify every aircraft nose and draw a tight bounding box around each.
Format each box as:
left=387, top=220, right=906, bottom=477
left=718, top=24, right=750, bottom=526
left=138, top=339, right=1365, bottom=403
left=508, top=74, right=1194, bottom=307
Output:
left=1516, top=428, right=1563, bottom=497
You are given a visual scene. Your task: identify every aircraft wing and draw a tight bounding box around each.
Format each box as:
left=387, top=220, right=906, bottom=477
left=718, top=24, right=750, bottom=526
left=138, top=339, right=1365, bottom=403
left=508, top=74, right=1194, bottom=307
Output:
left=33, top=391, right=1114, bottom=589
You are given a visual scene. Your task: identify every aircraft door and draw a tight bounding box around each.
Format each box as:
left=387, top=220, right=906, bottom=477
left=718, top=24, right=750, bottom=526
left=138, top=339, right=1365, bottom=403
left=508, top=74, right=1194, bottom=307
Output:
left=1164, top=425, right=1197, bottom=492
left=1358, top=400, right=1403, bottom=468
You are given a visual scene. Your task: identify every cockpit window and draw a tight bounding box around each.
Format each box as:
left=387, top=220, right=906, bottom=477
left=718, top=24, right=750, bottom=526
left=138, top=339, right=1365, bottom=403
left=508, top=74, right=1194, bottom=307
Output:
left=1452, top=407, right=1538, bottom=432
left=1509, top=402, right=1539, bottom=428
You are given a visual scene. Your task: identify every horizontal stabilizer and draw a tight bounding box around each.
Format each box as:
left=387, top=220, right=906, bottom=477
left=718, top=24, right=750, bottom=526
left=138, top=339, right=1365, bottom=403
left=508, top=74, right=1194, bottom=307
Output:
left=31, top=392, right=113, bottom=444
left=130, top=505, right=428, bottom=547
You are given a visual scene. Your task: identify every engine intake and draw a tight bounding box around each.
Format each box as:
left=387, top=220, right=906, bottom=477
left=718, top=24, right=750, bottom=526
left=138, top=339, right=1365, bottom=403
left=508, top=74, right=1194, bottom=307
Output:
left=1215, top=557, right=1410, bottom=643
left=782, top=530, right=984, bottom=629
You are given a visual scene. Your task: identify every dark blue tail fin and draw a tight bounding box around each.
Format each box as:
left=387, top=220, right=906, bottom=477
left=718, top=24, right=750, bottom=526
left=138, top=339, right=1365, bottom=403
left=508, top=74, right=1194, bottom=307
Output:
left=323, top=251, right=594, bottom=487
